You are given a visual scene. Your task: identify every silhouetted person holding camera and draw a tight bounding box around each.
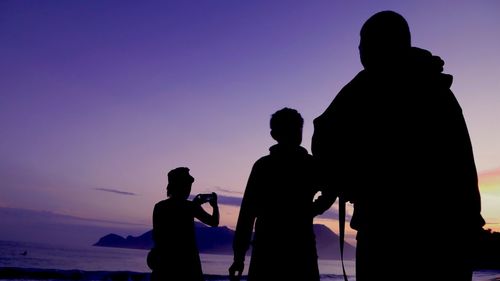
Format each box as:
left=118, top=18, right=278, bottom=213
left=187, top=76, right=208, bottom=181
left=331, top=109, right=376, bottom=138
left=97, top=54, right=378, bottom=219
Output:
left=149, top=167, right=219, bottom=281
left=229, top=108, right=335, bottom=281
left=312, top=11, right=484, bottom=281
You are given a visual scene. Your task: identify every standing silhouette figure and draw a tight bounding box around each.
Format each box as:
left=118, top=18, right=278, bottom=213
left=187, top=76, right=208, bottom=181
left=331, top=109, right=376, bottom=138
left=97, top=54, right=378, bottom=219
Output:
left=150, top=167, right=219, bottom=281
left=312, top=11, right=485, bottom=281
left=229, top=108, right=335, bottom=281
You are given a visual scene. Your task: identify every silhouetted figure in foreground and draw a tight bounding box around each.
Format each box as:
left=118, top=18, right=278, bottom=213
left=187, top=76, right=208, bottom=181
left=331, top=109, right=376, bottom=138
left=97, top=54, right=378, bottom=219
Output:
left=229, top=108, right=335, bottom=281
left=312, top=11, right=485, bottom=281
left=149, top=167, right=219, bottom=281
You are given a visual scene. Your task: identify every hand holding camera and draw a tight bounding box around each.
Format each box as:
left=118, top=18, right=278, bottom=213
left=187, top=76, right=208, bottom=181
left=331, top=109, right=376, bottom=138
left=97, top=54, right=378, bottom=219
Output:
left=193, top=192, right=217, bottom=207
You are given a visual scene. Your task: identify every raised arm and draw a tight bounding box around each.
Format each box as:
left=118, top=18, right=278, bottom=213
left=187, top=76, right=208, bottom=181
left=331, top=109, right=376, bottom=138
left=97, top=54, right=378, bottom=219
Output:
left=193, top=193, right=219, bottom=227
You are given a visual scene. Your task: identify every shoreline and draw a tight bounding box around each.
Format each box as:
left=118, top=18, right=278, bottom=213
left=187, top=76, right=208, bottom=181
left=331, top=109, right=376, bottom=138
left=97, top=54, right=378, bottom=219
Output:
left=0, top=267, right=241, bottom=281
left=1, top=267, right=500, bottom=281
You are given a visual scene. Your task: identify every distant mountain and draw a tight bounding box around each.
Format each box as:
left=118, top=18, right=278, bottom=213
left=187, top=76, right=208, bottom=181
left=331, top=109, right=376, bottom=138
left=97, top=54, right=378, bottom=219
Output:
left=314, top=224, right=356, bottom=260
left=94, top=232, right=153, bottom=250
left=94, top=223, right=356, bottom=260
left=192, top=223, right=235, bottom=254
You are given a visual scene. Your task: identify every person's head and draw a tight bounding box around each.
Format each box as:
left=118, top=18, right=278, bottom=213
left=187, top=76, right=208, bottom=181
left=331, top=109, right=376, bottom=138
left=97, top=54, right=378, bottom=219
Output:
left=270, top=107, right=303, bottom=146
left=359, top=10, right=411, bottom=70
left=166, top=167, right=194, bottom=199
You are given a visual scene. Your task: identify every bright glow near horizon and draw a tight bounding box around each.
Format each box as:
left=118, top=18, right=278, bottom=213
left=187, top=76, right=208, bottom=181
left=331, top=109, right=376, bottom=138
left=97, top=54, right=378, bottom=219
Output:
left=1, top=1, right=499, bottom=239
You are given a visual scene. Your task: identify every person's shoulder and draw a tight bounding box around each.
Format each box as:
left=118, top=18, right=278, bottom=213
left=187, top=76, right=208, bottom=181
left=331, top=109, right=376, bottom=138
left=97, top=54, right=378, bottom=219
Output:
left=337, top=70, right=367, bottom=98
left=155, top=198, right=168, bottom=205
left=154, top=199, right=169, bottom=208
left=314, top=70, right=366, bottom=122
left=248, top=153, right=278, bottom=175
left=407, top=47, right=454, bottom=88
left=253, top=154, right=272, bottom=167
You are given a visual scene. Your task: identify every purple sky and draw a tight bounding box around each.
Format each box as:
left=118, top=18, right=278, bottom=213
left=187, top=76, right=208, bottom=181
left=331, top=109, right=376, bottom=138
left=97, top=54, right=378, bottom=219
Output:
left=1, top=1, right=500, bottom=238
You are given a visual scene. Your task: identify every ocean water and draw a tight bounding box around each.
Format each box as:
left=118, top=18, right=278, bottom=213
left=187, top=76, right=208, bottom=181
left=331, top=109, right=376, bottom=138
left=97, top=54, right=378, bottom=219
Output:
left=0, top=240, right=499, bottom=281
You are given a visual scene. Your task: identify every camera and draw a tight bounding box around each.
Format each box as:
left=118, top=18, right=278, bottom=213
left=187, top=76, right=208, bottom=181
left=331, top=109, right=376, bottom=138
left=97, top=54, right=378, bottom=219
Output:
left=195, top=192, right=216, bottom=203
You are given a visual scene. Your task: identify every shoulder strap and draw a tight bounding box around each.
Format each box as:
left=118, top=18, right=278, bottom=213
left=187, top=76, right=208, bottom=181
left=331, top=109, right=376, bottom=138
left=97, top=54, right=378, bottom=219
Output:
left=339, top=196, right=348, bottom=281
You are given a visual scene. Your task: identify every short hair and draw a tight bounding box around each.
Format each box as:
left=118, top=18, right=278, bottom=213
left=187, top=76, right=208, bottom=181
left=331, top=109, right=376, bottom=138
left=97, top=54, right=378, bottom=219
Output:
left=270, top=107, right=304, bottom=131
left=166, top=167, right=194, bottom=197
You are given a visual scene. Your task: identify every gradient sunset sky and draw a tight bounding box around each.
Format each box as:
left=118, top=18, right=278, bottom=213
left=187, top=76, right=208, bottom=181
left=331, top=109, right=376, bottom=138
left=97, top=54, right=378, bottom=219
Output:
left=1, top=0, right=500, bottom=239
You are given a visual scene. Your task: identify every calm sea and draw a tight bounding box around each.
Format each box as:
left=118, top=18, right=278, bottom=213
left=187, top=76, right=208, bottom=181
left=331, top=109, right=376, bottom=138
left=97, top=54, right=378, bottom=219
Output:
left=0, top=240, right=499, bottom=281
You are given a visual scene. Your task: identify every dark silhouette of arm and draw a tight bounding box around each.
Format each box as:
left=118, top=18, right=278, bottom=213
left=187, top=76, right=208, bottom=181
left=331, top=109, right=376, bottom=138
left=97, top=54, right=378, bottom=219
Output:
left=312, top=79, right=358, bottom=203
left=311, top=157, right=337, bottom=216
left=233, top=164, right=258, bottom=261
left=414, top=45, right=485, bottom=230
left=444, top=90, right=485, bottom=229
left=229, top=162, right=260, bottom=278
left=312, top=190, right=337, bottom=217
left=193, top=194, right=219, bottom=227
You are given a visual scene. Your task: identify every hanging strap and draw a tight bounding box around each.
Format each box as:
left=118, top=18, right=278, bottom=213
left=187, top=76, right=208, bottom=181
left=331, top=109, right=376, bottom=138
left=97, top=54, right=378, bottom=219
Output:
left=339, top=196, right=348, bottom=281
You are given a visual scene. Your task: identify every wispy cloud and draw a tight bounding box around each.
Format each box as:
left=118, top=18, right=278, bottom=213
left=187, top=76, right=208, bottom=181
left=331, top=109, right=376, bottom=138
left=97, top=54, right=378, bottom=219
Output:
left=216, top=195, right=243, bottom=206
left=94, top=188, right=137, bottom=196
left=213, top=186, right=243, bottom=195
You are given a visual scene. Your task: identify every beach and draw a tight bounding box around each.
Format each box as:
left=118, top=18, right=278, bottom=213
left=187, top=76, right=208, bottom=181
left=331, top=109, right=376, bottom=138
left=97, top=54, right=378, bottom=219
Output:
left=1, top=240, right=498, bottom=281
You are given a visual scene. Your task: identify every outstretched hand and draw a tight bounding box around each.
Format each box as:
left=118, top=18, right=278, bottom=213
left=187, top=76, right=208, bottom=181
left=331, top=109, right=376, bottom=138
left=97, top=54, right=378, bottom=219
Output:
left=228, top=260, right=244, bottom=281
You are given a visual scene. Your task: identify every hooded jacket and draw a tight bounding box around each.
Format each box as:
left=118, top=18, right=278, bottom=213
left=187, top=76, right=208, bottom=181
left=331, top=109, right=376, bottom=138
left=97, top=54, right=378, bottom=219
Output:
left=312, top=47, right=484, bottom=234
